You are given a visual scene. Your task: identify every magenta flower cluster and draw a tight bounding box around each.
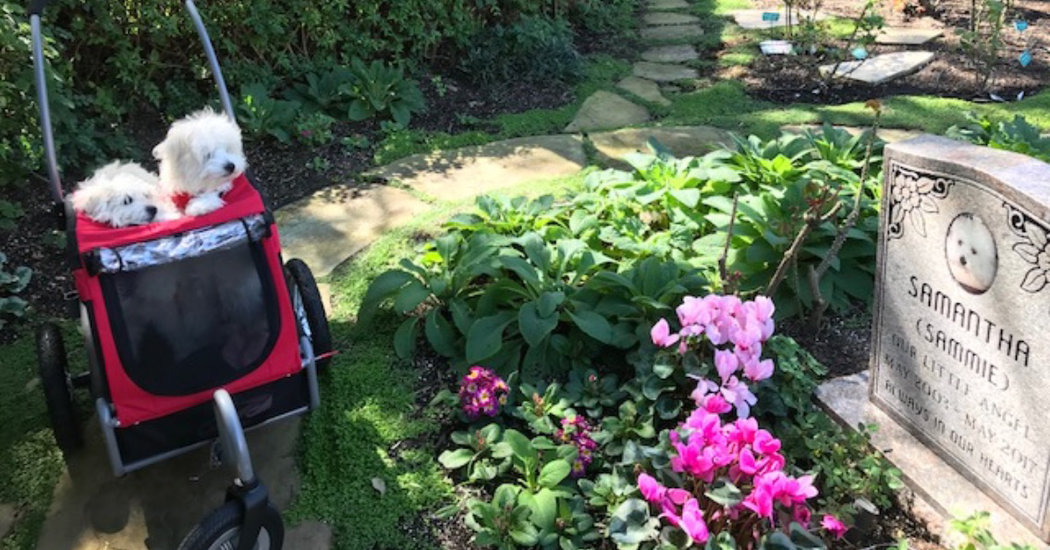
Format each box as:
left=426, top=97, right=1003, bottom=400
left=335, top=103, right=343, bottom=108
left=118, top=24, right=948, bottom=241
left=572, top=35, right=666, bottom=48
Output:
left=637, top=407, right=821, bottom=545
left=556, top=416, right=598, bottom=478
left=458, top=366, right=509, bottom=419
left=650, top=295, right=776, bottom=419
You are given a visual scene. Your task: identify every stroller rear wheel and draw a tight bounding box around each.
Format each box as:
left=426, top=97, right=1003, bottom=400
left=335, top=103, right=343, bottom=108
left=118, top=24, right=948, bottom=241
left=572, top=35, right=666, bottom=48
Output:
left=36, top=323, right=83, bottom=452
left=177, top=501, right=283, bottom=550
left=285, top=259, right=332, bottom=369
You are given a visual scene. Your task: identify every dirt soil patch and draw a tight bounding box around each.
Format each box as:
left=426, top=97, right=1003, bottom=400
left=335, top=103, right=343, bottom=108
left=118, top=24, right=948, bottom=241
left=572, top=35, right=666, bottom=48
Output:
left=734, top=0, right=1049, bottom=104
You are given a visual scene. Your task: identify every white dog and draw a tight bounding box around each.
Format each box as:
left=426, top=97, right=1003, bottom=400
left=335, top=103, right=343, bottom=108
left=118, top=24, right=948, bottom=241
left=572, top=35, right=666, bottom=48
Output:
left=71, top=161, right=178, bottom=227
left=153, top=108, right=247, bottom=217
left=945, top=212, right=998, bottom=294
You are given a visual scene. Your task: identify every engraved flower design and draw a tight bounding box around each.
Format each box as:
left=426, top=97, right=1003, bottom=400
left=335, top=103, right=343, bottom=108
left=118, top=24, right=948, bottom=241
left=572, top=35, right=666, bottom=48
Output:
left=890, top=174, right=941, bottom=237
left=1013, top=221, right=1050, bottom=292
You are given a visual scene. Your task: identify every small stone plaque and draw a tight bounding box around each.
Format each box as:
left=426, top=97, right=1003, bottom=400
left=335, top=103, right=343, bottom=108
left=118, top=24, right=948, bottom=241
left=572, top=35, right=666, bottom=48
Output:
left=871, top=135, right=1050, bottom=541
left=760, top=40, right=794, bottom=55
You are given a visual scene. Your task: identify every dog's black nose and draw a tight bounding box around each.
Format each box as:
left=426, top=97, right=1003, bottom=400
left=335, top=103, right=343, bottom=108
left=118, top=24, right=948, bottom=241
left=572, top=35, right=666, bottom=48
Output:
left=960, top=256, right=967, bottom=266
left=224, top=162, right=235, bottom=174
left=145, top=205, right=158, bottom=220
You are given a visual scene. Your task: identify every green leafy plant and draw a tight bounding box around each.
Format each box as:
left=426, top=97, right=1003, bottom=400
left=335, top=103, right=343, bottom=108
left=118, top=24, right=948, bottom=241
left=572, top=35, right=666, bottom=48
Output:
left=0, top=251, right=32, bottom=330
left=236, top=83, right=301, bottom=144
left=950, top=511, right=1039, bottom=550
left=294, top=112, right=337, bottom=146
left=438, top=423, right=511, bottom=482
left=460, top=16, right=583, bottom=86
left=345, top=58, right=425, bottom=127
left=286, top=67, right=355, bottom=115
left=957, top=0, right=1015, bottom=91
left=0, top=199, right=23, bottom=231
left=947, top=113, right=1050, bottom=162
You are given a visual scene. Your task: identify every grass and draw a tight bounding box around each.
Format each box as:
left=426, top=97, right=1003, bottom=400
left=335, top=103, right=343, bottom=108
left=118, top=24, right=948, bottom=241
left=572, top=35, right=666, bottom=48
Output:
left=291, top=174, right=584, bottom=549
left=0, top=321, right=83, bottom=550
left=662, top=79, right=1050, bottom=139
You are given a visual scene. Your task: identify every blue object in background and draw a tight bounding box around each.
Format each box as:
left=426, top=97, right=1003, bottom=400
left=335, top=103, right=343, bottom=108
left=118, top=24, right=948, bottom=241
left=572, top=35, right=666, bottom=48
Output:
left=851, top=47, right=869, bottom=60
left=762, top=11, right=780, bottom=22
left=1019, top=49, right=1032, bottom=67
left=1015, top=20, right=1029, bottom=32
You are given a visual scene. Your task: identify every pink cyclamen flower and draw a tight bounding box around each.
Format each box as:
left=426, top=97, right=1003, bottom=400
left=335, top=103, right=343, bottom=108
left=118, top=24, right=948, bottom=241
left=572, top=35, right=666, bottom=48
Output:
left=680, top=498, right=710, bottom=544
left=651, top=318, right=681, bottom=348
left=743, top=357, right=774, bottom=382
left=821, top=514, right=848, bottom=539
left=714, top=349, right=739, bottom=383
left=793, top=504, right=812, bottom=527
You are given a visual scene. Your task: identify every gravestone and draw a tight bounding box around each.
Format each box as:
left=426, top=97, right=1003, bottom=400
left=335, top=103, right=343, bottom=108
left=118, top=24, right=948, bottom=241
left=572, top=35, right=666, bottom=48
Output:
left=871, top=135, right=1050, bottom=541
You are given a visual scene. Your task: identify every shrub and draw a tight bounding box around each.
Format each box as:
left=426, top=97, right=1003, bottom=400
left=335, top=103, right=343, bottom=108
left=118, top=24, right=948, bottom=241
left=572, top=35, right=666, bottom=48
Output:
left=459, top=16, right=583, bottom=86
left=0, top=251, right=32, bottom=330
left=946, top=113, right=1050, bottom=162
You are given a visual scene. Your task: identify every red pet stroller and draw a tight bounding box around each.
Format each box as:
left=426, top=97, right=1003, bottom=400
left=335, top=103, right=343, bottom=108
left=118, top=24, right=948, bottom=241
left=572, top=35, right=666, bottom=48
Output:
left=28, top=1, right=332, bottom=548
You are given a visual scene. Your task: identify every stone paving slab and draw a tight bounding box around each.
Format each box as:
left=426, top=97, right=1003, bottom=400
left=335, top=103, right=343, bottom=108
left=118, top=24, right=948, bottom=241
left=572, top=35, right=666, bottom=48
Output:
left=276, top=184, right=429, bottom=279
left=565, top=91, right=651, bottom=133
left=617, top=76, right=671, bottom=107
left=642, top=11, right=700, bottom=26
left=286, top=520, right=333, bottom=549
left=641, top=44, right=699, bottom=63
left=632, top=61, right=699, bottom=82
left=875, top=27, right=943, bottom=45
left=641, top=24, right=705, bottom=42
left=815, top=372, right=1046, bottom=548
left=646, top=0, right=690, bottom=10
left=730, top=9, right=828, bottom=29
left=819, top=51, right=935, bottom=85
left=368, top=135, right=588, bottom=201
left=37, top=418, right=307, bottom=550
left=589, top=126, right=734, bottom=167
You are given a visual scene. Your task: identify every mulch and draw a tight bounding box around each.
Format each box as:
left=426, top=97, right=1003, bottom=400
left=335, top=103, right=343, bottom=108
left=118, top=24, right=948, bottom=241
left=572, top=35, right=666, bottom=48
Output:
left=735, top=0, right=1050, bottom=104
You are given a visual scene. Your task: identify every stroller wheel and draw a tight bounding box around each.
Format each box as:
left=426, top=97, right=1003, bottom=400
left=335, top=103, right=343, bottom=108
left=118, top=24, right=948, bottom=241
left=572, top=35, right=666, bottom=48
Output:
left=177, top=501, right=283, bottom=550
left=36, top=323, right=83, bottom=453
left=285, top=259, right=333, bottom=369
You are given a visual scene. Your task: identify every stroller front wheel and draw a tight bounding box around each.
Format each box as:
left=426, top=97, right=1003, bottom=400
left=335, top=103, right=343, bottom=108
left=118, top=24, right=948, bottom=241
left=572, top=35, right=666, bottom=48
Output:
left=177, top=501, right=283, bottom=550
left=285, top=259, right=333, bottom=369
left=36, top=323, right=83, bottom=453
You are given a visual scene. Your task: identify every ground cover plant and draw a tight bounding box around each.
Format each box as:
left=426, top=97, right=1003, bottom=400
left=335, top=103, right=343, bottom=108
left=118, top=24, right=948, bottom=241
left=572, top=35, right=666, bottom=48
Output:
left=359, top=132, right=908, bottom=548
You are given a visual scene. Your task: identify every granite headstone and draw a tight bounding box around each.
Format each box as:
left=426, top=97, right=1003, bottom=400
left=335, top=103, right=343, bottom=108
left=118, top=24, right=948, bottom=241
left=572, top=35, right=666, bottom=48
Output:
left=871, top=135, right=1050, bottom=541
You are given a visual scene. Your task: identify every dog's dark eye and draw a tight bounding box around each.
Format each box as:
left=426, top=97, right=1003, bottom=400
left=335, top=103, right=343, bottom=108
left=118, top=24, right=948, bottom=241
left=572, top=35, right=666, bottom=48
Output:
left=971, top=247, right=977, bottom=255
left=122, top=196, right=133, bottom=206
left=204, top=152, right=213, bottom=160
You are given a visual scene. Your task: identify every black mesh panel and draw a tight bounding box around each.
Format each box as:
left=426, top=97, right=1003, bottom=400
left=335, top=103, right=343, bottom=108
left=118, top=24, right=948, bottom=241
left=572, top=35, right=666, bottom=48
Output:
left=100, top=241, right=280, bottom=396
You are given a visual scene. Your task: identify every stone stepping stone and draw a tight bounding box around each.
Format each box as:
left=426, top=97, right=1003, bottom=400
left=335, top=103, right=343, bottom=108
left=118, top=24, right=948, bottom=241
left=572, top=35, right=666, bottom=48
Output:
left=819, top=51, right=935, bottom=85
left=642, top=44, right=700, bottom=63
left=565, top=90, right=650, bottom=133
left=760, top=40, right=794, bottom=55
left=590, top=126, right=734, bottom=167
left=633, top=61, right=699, bottom=82
left=730, top=9, right=827, bottom=30
left=647, top=0, right=690, bottom=10
left=875, top=27, right=943, bottom=45
left=643, top=12, right=700, bottom=26
left=641, top=24, right=705, bottom=42
left=617, top=76, right=672, bottom=106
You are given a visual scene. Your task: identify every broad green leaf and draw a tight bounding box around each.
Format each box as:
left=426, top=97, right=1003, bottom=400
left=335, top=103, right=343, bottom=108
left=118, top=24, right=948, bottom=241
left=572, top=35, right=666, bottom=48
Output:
left=705, top=479, right=743, bottom=507
left=425, top=309, right=458, bottom=357
left=438, top=448, right=474, bottom=470
left=465, top=312, right=514, bottom=363
left=359, top=269, right=414, bottom=321
left=393, top=317, right=418, bottom=359
left=503, top=429, right=537, bottom=462
left=519, top=301, right=559, bottom=347
left=527, top=488, right=559, bottom=530
left=568, top=309, right=614, bottom=344
left=538, top=460, right=571, bottom=488
left=669, top=188, right=701, bottom=208
left=393, top=279, right=431, bottom=313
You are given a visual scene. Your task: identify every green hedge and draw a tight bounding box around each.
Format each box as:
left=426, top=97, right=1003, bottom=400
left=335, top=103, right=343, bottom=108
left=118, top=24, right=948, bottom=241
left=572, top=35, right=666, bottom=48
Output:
left=0, top=0, right=632, bottom=188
